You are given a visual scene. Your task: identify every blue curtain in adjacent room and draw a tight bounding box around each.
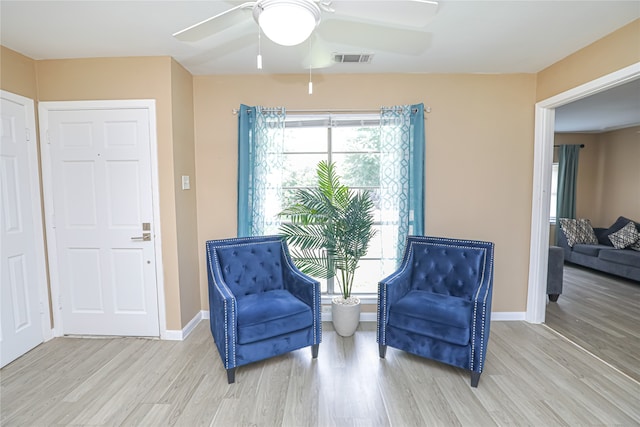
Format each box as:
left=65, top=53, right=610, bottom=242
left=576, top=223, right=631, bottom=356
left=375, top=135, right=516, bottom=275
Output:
left=237, top=105, right=285, bottom=237
left=379, top=103, right=425, bottom=267
left=555, top=144, right=580, bottom=244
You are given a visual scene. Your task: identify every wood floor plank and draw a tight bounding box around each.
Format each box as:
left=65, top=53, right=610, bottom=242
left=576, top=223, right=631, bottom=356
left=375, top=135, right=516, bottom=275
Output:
left=546, top=264, right=640, bottom=382
left=281, top=353, right=321, bottom=427
left=172, top=374, right=227, bottom=427
left=580, top=374, right=640, bottom=420
left=2, top=315, right=639, bottom=426
left=433, top=376, right=495, bottom=426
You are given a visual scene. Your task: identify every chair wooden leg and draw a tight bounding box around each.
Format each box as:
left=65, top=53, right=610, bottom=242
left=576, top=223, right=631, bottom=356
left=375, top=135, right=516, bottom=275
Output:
left=311, top=344, right=319, bottom=358
left=379, top=344, right=387, bottom=358
left=470, top=371, right=481, bottom=388
left=226, top=368, right=236, bottom=384
left=548, top=293, right=560, bottom=302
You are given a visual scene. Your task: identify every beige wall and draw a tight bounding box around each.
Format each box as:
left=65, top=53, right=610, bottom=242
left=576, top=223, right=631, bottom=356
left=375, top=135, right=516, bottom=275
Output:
left=170, top=59, right=201, bottom=327
left=596, top=127, right=640, bottom=225
left=552, top=126, right=640, bottom=242
left=0, top=46, right=38, bottom=99
left=194, top=73, right=537, bottom=313
left=537, top=19, right=640, bottom=101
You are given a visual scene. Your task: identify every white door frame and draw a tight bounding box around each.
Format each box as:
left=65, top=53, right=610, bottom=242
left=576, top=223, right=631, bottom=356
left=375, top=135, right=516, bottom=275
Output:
left=0, top=90, right=52, bottom=342
left=38, top=99, right=167, bottom=337
left=526, top=62, right=640, bottom=323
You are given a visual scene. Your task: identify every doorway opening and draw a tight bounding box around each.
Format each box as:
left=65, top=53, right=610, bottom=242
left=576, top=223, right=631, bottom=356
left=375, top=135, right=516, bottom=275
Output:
left=526, top=62, right=640, bottom=323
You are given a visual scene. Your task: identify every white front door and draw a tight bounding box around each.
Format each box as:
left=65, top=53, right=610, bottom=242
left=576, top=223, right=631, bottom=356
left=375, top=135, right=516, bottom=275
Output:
left=41, top=103, right=159, bottom=337
left=1, top=91, right=48, bottom=367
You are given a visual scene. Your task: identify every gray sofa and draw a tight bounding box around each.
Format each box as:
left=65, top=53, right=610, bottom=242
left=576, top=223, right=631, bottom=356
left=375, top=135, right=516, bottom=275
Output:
left=557, top=217, right=640, bottom=282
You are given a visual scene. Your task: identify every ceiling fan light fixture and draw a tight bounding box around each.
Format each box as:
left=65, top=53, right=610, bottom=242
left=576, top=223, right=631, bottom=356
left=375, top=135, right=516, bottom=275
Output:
left=255, top=0, right=321, bottom=46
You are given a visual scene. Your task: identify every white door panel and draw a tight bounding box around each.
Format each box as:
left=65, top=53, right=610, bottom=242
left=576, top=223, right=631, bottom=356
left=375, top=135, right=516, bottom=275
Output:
left=1, top=91, right=47, bottom=367
left=44, top=106, right=159, bottom=337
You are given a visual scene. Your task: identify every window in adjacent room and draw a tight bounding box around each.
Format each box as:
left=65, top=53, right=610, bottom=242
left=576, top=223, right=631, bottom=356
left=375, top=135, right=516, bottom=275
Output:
left=550, top=162, right=559, bottom=223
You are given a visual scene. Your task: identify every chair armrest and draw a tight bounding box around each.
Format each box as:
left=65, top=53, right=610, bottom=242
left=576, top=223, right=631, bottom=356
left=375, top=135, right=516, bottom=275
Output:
left=282, top=253, right=322, bottom=345
left=556, top=227, right=574, bottom=260
left=469, top=258, right=494, bottom=374
left=207, top=252, right=237, bottom=370
left=282, top=256, right=319, bottom=307
left=377, top=263, right=413, bottom=344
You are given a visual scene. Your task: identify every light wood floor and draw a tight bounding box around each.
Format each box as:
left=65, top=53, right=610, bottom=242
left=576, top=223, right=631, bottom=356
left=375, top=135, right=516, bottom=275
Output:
left=545, top=264, right=640, bottom=382
left=2, top=318, right=639, bottom=426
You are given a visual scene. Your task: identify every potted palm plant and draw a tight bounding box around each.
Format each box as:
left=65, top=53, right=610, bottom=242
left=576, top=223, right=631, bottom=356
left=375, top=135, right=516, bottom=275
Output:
left=278, top=161, right=377, bottom=337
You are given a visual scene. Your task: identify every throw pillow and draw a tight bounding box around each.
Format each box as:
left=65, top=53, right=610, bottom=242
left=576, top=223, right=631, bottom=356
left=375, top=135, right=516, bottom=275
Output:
left=597, top=216, right=639, bottom=246
left=608, top=221, right=640, bottom=249
left=630, top=239, right=640, bottom=252
left=558, top=218, right=599, bottom=247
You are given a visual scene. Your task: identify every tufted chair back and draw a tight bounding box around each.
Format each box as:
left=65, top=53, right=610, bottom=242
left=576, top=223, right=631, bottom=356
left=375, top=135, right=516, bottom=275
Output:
left=206, top=235, right=322, bottom=384
left=214, top=240, right=285, bottom=297
left=409, top=243, right=484, bottom=299
left=377, top=235, right=494, bottom=387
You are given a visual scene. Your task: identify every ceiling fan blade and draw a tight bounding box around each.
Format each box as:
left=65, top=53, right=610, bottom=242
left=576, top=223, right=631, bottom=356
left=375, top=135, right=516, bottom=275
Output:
left=303, top=33, right=334, bottom=69
left=181, top=33, right=257, bottom=69
left=173, top=2, right=256, bottom=42
left=330, top=0, right=438, bottom=29
left=318, top=19, right=431, bottom=55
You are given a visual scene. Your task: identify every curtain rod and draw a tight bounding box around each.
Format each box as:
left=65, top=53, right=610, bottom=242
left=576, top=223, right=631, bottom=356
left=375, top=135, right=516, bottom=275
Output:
left=232, top=107, right=431, bottom=115
left=553, top=144, right=585, bottom=148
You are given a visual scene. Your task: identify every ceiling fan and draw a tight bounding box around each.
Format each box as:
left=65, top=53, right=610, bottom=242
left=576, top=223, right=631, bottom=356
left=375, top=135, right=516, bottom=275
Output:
left=174, top=0, right=438, bottom=69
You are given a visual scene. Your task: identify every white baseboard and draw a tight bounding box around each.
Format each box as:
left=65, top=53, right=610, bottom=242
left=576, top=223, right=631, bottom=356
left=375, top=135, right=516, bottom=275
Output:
left=163, top=310, right=209, bottom=341
left=491, top=312, right=526, bottom=321
left=43, top=328, right=55, bottom=342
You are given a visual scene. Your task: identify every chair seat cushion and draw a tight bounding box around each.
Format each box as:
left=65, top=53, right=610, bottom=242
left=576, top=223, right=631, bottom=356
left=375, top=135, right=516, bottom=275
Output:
left=387, top=290, right=472, bottom=346
left=237, top=290, right=312, bottom=345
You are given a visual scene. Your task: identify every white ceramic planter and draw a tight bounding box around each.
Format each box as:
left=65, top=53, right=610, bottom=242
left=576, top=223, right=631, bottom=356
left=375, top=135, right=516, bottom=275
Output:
left=331, top=296, right=361, bottom=337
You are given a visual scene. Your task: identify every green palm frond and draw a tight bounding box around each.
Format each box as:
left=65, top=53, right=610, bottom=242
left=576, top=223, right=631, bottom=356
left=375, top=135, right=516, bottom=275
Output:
left=278, top=160, right=377, bottom=299
left=288, top=247, right=335, bottom=279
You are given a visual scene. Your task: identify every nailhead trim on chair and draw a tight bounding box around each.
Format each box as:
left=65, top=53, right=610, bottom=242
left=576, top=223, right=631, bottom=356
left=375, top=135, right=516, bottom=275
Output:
left=377, top=281, right=387, bottom=344
left=207, top=243, right=238, bottom=369
left=210, top=238, right=285, bottom=369
left=378, top=240, right=416, bottom=345
left=470, top=248, right=487, bottom=372
left=207, top=235, right=322, bottom=368
left=378, top=236, right=494, bottom=374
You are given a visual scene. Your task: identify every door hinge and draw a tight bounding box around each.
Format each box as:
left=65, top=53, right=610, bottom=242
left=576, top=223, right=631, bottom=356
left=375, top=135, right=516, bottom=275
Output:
left=46, top=129, right=51, bottom=144
left=50, top=213, right=56, bottom=229
left=58, top=295, right=63, bottom=310
left=25, top=128, right=31, bottom=142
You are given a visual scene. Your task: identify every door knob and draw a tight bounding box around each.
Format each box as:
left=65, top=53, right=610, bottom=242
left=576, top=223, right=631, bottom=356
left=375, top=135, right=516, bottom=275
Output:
left=131, top=233, right=151, bottom=241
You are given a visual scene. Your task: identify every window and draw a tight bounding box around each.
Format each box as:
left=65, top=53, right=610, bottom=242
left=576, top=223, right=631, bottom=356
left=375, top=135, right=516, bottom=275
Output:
left=282, top=114, right=384, bottom=294
left=550, top=163, right=558, bottom=223
left=238, top=104, right=425, bottom=297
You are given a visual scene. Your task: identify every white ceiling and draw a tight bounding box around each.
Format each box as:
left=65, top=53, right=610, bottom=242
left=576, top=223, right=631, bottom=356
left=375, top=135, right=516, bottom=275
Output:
left=1, top=0, right=639, bottom=132
left=555, top=79, right=640, bottom=133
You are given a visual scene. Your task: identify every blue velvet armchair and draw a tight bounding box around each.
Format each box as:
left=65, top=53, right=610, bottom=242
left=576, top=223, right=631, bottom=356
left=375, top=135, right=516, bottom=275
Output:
left=206, top=235, right=322, bottom=383
left=377, top=236, right=495, bottom=387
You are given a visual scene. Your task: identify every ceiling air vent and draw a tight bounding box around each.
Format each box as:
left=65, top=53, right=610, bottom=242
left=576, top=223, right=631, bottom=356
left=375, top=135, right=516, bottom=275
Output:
left=332, top=53, right=374, bottom=64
